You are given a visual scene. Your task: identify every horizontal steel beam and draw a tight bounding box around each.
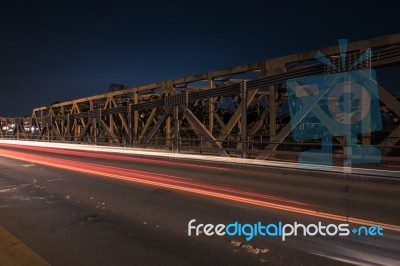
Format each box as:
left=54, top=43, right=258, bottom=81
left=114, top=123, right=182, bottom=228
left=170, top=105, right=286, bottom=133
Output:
left=31, top=34, right=400, bottom=113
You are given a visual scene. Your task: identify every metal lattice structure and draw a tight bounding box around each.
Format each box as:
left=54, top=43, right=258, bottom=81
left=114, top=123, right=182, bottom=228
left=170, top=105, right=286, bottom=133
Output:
left=1, top=34, right=400, bottom=168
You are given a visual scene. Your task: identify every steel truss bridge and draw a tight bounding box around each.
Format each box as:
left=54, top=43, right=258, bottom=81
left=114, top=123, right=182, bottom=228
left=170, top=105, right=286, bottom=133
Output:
left=1, top=34, right=400, bottom=169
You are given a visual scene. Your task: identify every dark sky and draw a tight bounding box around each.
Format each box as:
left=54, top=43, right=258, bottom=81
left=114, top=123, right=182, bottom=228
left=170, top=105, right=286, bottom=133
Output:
left=0, top=0, right=398, bottom=116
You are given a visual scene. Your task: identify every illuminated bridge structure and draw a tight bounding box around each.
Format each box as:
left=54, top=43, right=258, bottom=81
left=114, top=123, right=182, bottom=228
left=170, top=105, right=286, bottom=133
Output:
left=1, top=34, right=400, bottom=168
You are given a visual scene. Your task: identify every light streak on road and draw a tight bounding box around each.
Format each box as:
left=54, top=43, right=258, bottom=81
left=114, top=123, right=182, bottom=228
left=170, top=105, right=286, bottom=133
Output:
left=0, top=148, right=305, bottom=206
left=0, top=148, right=399, bottom=233
left=2, top=140, right=399, bottom=177
left=0, top=143, right=229, bottom=171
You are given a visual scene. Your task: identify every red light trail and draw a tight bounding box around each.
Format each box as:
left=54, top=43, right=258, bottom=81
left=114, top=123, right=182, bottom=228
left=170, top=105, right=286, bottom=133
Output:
left=0, top=143, right=230, bottom=171
left=0, top=147, right=399, bottom=232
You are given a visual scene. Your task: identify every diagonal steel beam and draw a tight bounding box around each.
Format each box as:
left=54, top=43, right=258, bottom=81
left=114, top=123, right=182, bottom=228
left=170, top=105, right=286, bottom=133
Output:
left=256, top=78, right=336, bottom=160
left=110, top=97, right=129, bottom=134
left=40, top=123, right=61, bottom=140
left=379, top=124, right=400, bottom=155
left=78, top=119, right=93, bottom=141
left=218, top=89, right=259, bottom=141
left=180, top=105, right=229, bottom=157
left=73, top=103, right=87, bottom=128
left=78, top=120, right=115, bottom=143
left=377, top=84, right=400, bottom=155
left=14, top=121, right=26, bottom=138
left=98, top=119, right=120, bottom=143
left=257, top=81, right=398, bottom=160
left=378, top=84, right=400, bottom=118
left=249, top=108, right=269, bottom=136
left=51, top=126, right=62, bottom=140
left=213, top=113, right=226, bottom=130
left=139, top=107, right=172, bottom=148
left=54, top=120, right=63, bottom=139
left=139, top=108, right=158, bottom=141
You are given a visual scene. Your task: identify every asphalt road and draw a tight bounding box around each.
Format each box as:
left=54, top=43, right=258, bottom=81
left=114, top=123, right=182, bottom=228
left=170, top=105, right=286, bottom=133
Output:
left=0, top=144, right=399, bottom=266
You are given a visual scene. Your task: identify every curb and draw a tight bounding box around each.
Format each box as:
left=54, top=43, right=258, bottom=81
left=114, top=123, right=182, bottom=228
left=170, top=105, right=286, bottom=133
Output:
left=0, top=225, right=50, bottom=266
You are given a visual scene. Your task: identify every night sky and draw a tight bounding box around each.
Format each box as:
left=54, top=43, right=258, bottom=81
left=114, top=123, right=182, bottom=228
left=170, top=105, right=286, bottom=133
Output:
left=0, top=1, right=398, bottom=117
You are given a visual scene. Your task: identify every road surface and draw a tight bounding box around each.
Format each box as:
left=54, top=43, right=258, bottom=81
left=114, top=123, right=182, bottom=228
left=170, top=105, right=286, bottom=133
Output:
left=0, top=143, right=399, bottom=265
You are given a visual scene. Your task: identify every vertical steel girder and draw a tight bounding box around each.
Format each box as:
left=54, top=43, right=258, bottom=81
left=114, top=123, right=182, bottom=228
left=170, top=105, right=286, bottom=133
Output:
left=133, top=92, right=139, bottom=142
left=173, top=105, right=180, bottom=151
left=208, top=78, right=215, bottom=133
left=240, top=80, right=247, bottom=157
left=269, top=85, right=276, bottom=140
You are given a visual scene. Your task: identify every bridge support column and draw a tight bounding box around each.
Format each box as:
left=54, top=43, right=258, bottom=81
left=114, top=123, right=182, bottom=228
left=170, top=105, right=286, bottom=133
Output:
left=174, top=105, right=180, bottom=153
left=240, top=80, right=247, bottom=158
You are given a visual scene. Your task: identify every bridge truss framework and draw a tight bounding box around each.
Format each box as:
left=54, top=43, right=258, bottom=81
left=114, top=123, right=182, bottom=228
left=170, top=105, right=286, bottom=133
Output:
left=1, top=34, right=400, bottom=168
